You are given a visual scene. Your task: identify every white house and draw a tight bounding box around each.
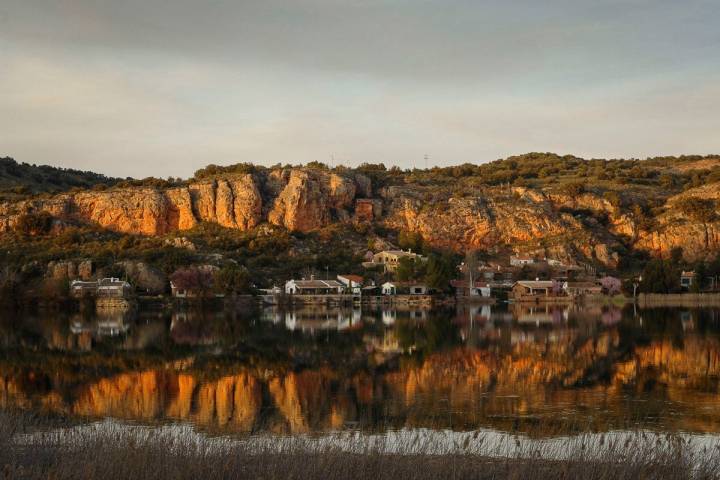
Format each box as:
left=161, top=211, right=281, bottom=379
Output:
left=71, top=278, right=132, bottom=299
left=285, top=278, right=344, bottom=295
left=680, top=271, right=696, bottom=290
left=450, top=279, right=491, bottom=297
left=381, top=281, right=428, bottom=295
left=337, top=274, right=364, bottom=294
left=510, top=255, right=535, bottom=267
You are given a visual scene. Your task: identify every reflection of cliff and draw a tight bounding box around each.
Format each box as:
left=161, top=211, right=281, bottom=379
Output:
left=65, top=371, right=263, bottom=432
left=3, top=334, right=720, bottom=434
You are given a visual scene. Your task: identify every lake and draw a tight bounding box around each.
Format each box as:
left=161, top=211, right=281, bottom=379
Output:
left=1, top=303, right=720, bottom=438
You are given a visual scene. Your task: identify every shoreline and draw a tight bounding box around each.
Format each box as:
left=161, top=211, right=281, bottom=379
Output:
left=3, top=414, right=720, bottom=479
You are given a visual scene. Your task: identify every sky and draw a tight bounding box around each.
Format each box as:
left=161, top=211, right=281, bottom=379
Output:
left=1, top=0, right=719, bottom=179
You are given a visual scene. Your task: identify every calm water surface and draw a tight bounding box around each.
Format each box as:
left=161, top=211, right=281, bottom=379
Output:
left=1, top=303, right=720, bottom=437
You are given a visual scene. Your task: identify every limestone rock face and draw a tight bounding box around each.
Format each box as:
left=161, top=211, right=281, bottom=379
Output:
left=230, top=175, right=262, bottom=230
left=268, top=170, right=357, bottom=232
left=118, top=261, right=167, bottom=294
left=73, top=189, right=171, bottom=236
left=268, top=170, right=326, bottom=231
left=77, top=260, right=93, bottom=280
left=165, top=187, right=197, bottom=231
left=188, top=181, right=217, bottom=223
left=5, top=168, right=720, bottom=265
left=634, top=185, right=720, bottom=261
left=47, top=260, right=77, bottom=280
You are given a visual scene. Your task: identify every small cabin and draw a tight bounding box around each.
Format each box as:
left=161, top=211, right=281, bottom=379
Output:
left=511, top=280, right=558, bottom=300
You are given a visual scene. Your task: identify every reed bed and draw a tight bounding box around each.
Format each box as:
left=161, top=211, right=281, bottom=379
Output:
left=2, top=410, right=720, bottom=479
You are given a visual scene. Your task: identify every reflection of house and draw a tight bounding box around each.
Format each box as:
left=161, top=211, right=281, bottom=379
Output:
left=381, top=281, right=428, bottom=295
left=70, top=278, right=132, bottom=298
left=510, top=255, right=535, bottom=267
left=680, top=271, right=696, bottom=290
left=513, top=305, right=566, bottom=324
left=285, top=278, right=344, bottom=295
left=450, top=279, right=491, bottom=297
left=382, top=310, right=397, bottom=325
left=337, top=274, right=364, bottom=294
left=370, top=250, right=426, bottom=272
left=563, top=281, right=602, bottom=296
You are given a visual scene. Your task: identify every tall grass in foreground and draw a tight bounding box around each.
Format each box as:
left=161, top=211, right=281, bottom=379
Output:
left=2, top=410, right=720, bottom=480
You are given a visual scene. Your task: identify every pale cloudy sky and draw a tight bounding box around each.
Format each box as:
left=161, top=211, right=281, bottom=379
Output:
left=1, top=0, right=719, bottom=178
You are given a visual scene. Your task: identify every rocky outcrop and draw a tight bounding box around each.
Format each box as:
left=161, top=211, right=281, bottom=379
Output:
left=383, top=186, right=623, bottom=266
left=0, top=169, right=360, bottom=236
left=118, top=261, right=167, bottom=295
left=5, top=167, right=720, bottom=265
left=46, top=259, right=93, bottom=280
left=635, top=185, right=720, bottom=261
left=268, top=170, right=357, bottom=231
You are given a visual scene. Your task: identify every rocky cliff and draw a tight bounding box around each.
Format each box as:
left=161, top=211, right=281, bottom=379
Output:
left=2, top=164, right=720, bottom=266
left=0, top=169, right=364, bottom=236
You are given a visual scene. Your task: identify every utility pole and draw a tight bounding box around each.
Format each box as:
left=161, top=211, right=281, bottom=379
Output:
left=424, top=154, right=429, bottom=170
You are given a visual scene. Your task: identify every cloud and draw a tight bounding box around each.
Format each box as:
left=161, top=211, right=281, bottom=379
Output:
left=0, top=0, right=719, bottom=177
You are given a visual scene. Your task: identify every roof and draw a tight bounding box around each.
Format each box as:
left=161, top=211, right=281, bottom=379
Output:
left=511, top=255, right=535, bottom=260
left=289, top=279, right=343, bottom=288
left=383, top=281, right=428, bottom=287
left=450, top=279, right=489, bottom=288
left=71, top=278, right=130, bottom=288
left=514, top=280, right=555, bottom=288
left=376, top=250, right=421, bottom=258
left=681, top=271, right=697, bottom=277
left=565, top=282, right=601, bottom=288
left=338, top=274, right=364, bottom=284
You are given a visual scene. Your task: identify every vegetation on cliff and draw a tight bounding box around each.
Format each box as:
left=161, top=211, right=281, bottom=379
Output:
left=2, top=152, right=720, bottom=297
left=0, top=157, right=118, bottom=197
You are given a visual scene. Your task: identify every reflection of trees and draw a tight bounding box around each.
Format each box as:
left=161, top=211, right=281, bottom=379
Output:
left=4, top=306, right=720, bottom=435
left=395, top=309, right=461, bottom=356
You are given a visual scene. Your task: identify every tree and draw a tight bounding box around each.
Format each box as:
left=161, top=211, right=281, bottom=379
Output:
left=396, top=257, right=422, bottom=281
left=676, top=197, right=716, bottom=223
left=398, top=231, right=424, bottom=252
left=14, top=212, right=54, bottom=236
left=640, top=259, right=679, bottom=293
left=171, top=267, right=215, bottom=298
left=600, top=276, right=622, bottom=295
left=558, top=182, right=585, bottom=197
left=463, top=250, right=479, bottom=285
left=424, top=253, right=455, bottom=292
left=215, top=264, right=252, bottom=294
left=669, top=247, right=684, bottom=267
left=603, top=191, right=622, bottom=209
left=692, top=262, right=707, bottom=293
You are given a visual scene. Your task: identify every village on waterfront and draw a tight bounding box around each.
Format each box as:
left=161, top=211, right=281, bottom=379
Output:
left=48, top=245, right=715, bottom=318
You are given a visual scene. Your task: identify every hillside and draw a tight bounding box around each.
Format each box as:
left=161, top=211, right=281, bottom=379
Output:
left=0, top=157, right=119, bottom=197
left=1, top=153, right=720, bottom=283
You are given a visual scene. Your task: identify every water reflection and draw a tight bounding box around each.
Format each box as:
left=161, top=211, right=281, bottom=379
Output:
left=1, top=304, right=720, bottom=436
